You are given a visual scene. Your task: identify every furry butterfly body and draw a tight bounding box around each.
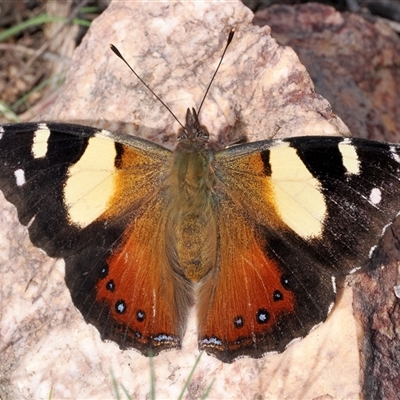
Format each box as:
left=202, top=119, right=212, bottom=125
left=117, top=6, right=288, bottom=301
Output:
left=1, top=109, right=400, bottom=362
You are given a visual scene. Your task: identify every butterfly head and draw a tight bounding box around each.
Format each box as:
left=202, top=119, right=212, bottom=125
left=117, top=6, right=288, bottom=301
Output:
left=176, top=108, right=210, bottom=151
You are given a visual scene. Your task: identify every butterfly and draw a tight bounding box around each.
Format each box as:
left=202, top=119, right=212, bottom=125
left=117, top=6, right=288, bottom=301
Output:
left=1, top=39, right=400, bottom=364
left=2, top=114, right=400, bottom=362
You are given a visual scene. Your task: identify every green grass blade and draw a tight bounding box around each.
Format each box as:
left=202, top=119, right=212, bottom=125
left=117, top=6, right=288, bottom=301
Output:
left=201, top=378, right=215, bottom=400
left=120, top=384, right=132, bottom=400
left=79, top=6, right=100, bottom=14
left=148, top=350, right=156, bottom=400
left=0, top=14, right=65, bottom=42
left=10, top=72, right=65, bottom=112
left=110, top=369, right=121, bottom=400
left=177, top=352, right=203, bottom=400
left=0, top=100, right=20, bottom=122
left=0, top=14, right=92, bottom=42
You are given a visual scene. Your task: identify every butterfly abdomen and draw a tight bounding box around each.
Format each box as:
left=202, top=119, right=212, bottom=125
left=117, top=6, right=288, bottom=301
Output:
left=167, top=147, right=217, bottom=282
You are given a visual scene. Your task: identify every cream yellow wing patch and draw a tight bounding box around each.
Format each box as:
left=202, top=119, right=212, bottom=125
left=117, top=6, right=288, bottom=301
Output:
left=64, top=133, right=117, bottom=228
left=214, top=141, right=327, bottom=240
left=63, top=131, right=172, bottom=228
left=268, top=142, right=326, bottom=239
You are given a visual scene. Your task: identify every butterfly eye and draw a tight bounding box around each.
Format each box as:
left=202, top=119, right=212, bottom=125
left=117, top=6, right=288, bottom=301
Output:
left=197, top=127, right=210, bottom=141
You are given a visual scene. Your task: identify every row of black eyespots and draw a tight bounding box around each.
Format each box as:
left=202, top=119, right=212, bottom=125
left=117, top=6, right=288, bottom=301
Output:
left=99, top=264, right=146, bottom=322
left=99, top=267, right=290, bottom=329
left=233, top=274, right=291, bottom=329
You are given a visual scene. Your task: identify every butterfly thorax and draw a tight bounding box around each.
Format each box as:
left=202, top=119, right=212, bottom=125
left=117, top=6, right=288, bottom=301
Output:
left=166, top=108, right=217, bottom=282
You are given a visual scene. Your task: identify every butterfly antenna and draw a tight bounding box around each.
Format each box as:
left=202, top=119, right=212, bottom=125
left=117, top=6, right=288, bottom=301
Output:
left=197, top=27, right=235, bottom=116
left=109, top=44, right=185, bottom=130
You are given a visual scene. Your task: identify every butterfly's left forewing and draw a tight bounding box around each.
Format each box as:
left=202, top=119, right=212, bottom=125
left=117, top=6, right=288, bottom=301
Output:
left=0, top=122, right=190, bottom=355
left=197, top=136, right=400, bottom=362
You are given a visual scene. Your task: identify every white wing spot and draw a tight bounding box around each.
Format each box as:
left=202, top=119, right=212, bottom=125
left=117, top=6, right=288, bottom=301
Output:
left=331, top=276, right=337, bottom=294
left=32, top=123, right=51, bottom=159
left=338, top=138, right=360, bottom=175
left=14, top=169, right=26, bottom=186
left=349, top=266, right=361, bottom=274
left=0, top=126, right=4, bottom=140
left=369, top=245, right=377, bottom=258
left=154, top=334, right=175, bottom=342
left=390, top=146, right=400, bottom=164
left=200, top=337, right=222, bottom=346
left=369, top=188, right=382, bottom=205
left=378, top=222, right=392, bottom=242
